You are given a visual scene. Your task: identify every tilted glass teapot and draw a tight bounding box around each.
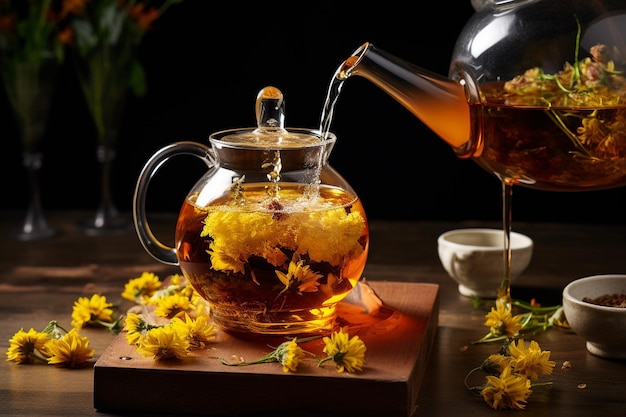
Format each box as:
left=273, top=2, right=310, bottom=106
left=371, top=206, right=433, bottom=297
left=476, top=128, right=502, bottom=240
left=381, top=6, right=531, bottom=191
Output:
left=133, top=87, right=369, bottom=337
left=332, top=0, right=626, bottom=191
left=327, top=0, right=626, bottom=306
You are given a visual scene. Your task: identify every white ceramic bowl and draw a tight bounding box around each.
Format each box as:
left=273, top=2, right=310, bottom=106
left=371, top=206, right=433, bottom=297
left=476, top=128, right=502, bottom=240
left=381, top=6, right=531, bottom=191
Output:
left=562, top=274, right=626, bottom=360
left=437, top=228, right=534, bottom=297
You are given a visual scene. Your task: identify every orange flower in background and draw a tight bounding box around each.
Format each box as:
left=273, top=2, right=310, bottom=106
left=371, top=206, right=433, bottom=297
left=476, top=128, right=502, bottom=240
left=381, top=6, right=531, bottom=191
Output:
left=126, top=2, right=160, bottom=30
left=0, top=0, right=75, bottom=151
left=67, top=0, right=184, bottom=146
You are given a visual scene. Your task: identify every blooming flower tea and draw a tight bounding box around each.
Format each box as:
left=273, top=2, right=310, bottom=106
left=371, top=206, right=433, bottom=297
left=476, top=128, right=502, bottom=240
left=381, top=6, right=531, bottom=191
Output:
left=175, top=183, right=369, bottom=336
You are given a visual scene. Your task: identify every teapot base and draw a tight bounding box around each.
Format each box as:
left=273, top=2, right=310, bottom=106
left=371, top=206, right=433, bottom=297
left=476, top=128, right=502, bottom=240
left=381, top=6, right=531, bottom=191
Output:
left=210, top=305, right=339, bottom=337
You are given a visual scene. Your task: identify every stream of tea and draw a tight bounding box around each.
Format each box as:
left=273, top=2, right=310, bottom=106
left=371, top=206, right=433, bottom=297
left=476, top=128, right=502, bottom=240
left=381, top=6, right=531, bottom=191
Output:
left=318, top=56, right=517, bottom=308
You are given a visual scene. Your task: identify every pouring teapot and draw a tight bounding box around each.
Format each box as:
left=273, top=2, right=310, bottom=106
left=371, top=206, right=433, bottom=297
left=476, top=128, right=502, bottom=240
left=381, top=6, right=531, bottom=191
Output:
left=331, top=0, right=626, bottom=192
left=133, top=87, right=369, bottom=337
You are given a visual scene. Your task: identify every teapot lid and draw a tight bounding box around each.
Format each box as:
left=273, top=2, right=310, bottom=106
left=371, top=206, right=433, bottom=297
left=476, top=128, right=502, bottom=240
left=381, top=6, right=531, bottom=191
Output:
left=216, top=86, right=326, bottom=147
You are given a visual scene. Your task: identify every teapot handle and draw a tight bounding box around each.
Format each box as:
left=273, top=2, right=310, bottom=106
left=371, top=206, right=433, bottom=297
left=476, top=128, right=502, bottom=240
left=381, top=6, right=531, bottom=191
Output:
left=133, top=141, right=215, bottom=265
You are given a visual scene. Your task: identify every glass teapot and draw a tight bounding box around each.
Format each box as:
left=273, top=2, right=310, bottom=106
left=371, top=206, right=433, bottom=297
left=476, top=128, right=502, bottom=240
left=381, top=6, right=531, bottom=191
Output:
left=331, top=0, right=626, bottom=191
left=133, top=86, right=369, bottom=337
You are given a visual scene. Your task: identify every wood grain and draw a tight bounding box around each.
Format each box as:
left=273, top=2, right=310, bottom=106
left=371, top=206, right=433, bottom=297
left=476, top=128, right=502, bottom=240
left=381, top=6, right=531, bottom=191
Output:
left=94, top=282, right=439, bottom=417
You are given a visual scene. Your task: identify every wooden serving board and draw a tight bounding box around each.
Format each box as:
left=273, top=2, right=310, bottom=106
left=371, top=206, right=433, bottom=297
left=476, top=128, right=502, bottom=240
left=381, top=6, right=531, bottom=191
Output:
left=93, top=281, right=439, bottom=417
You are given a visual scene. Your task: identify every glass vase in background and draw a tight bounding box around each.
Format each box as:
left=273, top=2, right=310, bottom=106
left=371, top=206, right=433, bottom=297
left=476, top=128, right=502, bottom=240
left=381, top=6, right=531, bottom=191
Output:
left=69, top=0, right=183, bottom=236
left=79, top=128, right=131, bottom=236
left=6, top=60, right=60, bottom=241
left=0, top=1, right=72, bottom=240
left=71, top=3, right=137, bottom=236
left=75, top=64, right=132, bottom=237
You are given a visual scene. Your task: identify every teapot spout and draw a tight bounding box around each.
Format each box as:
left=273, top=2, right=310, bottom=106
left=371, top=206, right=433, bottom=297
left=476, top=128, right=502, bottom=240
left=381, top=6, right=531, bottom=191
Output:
left=338, top=42, right=474, bottom=156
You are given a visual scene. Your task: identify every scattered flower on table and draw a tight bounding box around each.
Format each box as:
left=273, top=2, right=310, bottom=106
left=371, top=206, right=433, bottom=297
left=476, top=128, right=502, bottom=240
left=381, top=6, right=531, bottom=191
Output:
left=482, top=301, right=524, bottom=339
left=6, top=327, right=51, bottom=364
left=220, top=337, right=307, bottom=373
left=71, top=293, right=122, bottom=333
left=471, top=296, right=568, bottom=345
left=170, top=313, right=216, bottom=350
left=508, top=339, right=556, bottom=382
left=121, top=271, right=162, bottom=304
left=480, top=362, right=533, bottom=410
left=6, top=270, right=367, bottom=373
left=465, top=297, right=561, bottom=410
left=135, top=324, right=190, bottom=360
left=318, top=327, right=367, bottom=373
left=46, top=328, right=95, bottom=368
left=123, top=311, right=159, bottom=345
left=465, top=338, right=555, bottom=410
left=6, top=321, right=94, bottom=368
left=124, top=310, right=217, bottom=359
left=218, top=327, right=367, bottom=374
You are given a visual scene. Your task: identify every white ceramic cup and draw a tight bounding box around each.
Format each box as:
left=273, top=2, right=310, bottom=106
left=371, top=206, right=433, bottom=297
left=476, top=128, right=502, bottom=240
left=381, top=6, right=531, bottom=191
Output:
left=437, top=228, right=534, bottom=297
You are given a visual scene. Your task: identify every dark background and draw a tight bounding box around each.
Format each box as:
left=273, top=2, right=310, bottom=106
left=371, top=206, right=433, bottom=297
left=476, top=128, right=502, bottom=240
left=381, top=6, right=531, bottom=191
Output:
left=2, top=1, right=626, bottom=224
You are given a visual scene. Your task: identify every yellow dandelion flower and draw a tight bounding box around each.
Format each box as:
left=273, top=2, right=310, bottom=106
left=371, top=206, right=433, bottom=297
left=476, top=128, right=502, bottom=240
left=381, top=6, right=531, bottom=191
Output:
left=169, top=274, right=183, bottom=286
left=201, top=205, right=365, bottom=274
left=319, top=327, right=366, bottom=373
left=480, top=353, right=511, bottom=375
left=483, top=303, right=523, bottom=338
left=202, top=211, right=286, bottom=272
left=275, top=259, right=323, bottom=294
left=481, top=365, right=532, bottom=410
left=189, top=292, right=211, bottom=317
left=123, top=312, right=160, bottom=346
left=508, top=339, right=556, bottom=381
left=170, top=313, right=216, bottom=350
left=70, top=293, right=114, bottom=329
left=219, top=337, right=306, bottom=373
left=136, top=326, right=189, bottom=360
left=206, top=241, right=247, bottom=274
left=153, top=293, right=192, bottom=319
left=45, top=328, right=95, bottom=368
left=121, top=272, right=162, bottom=304
left=148, top=284, right=185, bottom=304
left=275, top=338, right=305, bottom=373
left=146, top=274, right=193, bottom=304
left=295, top=208, right=365, bottom=265
left=6, top=328, right=50, bottom=364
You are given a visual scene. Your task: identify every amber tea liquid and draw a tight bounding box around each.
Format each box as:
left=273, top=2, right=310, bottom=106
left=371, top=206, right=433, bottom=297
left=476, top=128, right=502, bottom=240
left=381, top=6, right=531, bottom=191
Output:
left=175, top=183, right=369, bottom=336
left=471, top=83, right=626, bottom=191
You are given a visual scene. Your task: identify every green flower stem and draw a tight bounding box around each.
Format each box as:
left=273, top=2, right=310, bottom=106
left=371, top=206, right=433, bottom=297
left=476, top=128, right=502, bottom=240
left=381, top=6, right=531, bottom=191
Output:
left=532, top=381, right=554, bottom=388
left=511, top=299, right=562, bottom=314
left=31, top=348, right=52, bottom=364
left=41, top=320, right=68, bottom=339
left=94, top=318, right=123, bottom=334
left=471, top=333, right=509, bottom=345
left=219, top=336, right=320, bottom=367
left=464, top=366, right=486, bottom=394
left=219, top=353, right=280, bottom=367
left=470, top=305, right=566, bottom=344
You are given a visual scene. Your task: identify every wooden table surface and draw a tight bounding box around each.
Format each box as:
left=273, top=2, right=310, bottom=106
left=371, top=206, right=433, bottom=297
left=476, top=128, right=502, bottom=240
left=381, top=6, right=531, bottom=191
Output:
left=1, top=210, right=625, bottom=416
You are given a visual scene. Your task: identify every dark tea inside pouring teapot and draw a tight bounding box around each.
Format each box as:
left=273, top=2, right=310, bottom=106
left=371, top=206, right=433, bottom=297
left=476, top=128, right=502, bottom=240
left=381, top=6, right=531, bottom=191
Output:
left=332, top=0, right=626, bottom=192
left=326, top=0, right=626, bottom=307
